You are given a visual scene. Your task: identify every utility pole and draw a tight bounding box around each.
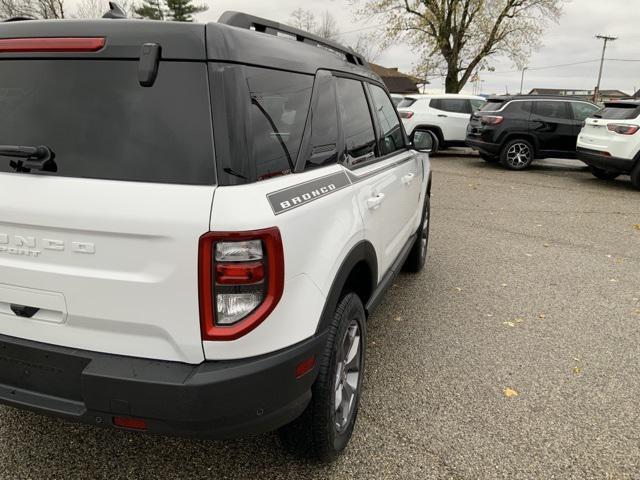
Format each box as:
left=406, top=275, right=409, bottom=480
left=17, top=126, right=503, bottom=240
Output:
left=520, top=67, right=528, bottom=95
left=594, top=34, right=617, bottom=102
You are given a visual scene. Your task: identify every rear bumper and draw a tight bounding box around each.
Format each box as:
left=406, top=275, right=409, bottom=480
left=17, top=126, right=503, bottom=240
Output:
left=0, top=332, right=327, bottom=438
left=466, top=137, right=500, bottom=155
left=577, top=148, right=635, bottom=173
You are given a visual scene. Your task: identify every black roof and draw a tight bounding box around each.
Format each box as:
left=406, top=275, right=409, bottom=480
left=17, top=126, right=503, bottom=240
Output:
left=0, top=13, right=381, bottom=82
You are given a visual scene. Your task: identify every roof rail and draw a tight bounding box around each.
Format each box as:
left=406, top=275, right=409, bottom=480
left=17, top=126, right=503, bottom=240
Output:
left=218, top=11, right=368, bottom=68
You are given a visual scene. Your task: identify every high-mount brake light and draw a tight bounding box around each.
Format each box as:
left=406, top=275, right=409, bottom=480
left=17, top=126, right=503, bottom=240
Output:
left=480, top=115, right=504, bottom=125
left=0, top=37, right=105, bottom=53
left=607, top=123, right=640, bottom=135
left=199, top=228, right=284, bottom=341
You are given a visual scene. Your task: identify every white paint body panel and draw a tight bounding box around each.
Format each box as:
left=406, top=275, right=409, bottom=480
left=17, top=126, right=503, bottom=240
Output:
left=0, top=173, right=214, bottom=364
left=578, top=117, right=640, bottom=160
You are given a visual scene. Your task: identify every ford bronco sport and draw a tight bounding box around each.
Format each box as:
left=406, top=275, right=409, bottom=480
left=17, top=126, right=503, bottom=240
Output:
left=0, top=9, right=431, bottom=461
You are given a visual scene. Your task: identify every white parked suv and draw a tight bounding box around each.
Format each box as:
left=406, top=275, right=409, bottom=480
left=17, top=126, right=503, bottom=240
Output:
left=0, top=10, right=431, bottom=461
left=577, top=100, right=640, bottom=189
left=397, top=94, right=486, bottom=153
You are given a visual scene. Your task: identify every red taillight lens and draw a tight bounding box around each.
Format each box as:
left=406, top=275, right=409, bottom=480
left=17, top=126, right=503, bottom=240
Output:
left=607, top=123, right=640, bottom=135
left=199, top=228, right=284, bottom=341
left=480, top=115, right=504, bottom=125
left=113, top=416, right=147, bottom=430
left=0, top=37, right=105, bottom=53
left=399, top=111, right=414, bottom=119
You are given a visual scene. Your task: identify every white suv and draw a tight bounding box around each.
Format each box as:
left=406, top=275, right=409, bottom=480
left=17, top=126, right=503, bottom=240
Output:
left=0, top=11, right=431, bottom=461
left=577, top=100, right=640, bottom=189
left=398, top=94, right=486, bottom=153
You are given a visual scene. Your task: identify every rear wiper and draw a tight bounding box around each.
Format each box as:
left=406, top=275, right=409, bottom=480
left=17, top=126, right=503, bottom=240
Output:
left=0, top=145, right=57, bottom=173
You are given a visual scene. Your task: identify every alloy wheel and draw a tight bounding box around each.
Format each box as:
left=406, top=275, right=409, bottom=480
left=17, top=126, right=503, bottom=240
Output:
left=505, top=142, right=532, bottom=169
left=334, top=320, right=362, bottom=433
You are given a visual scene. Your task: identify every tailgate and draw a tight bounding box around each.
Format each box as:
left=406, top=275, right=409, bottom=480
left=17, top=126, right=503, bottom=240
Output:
left=0, top=54, right=216, bottom=363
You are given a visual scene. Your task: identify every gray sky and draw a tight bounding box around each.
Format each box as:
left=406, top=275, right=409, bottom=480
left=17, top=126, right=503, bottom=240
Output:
left=79, top=0, right=640, bottom=95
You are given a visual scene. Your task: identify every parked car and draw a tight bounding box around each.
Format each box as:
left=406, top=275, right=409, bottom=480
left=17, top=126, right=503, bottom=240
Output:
left=398, top=94, right=486, bottom=154
left=466, top=95, right=600, bottom=169
left=577, top=100, right=640, bottom=189
left=0, top=10, right=432, bottom=461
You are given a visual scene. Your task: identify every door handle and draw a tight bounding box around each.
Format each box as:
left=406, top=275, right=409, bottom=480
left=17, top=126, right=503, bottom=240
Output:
left=366, top=193, right=385, bottom=210
left=402, top=173, right=416, bottom=185
left=438, top=114, right=448, bottom=118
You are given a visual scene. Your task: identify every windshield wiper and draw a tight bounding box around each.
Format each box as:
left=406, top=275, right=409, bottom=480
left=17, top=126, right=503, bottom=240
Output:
left=0, top=145, right=57, bottom=173
left=250, top=95, right=294, bottom=172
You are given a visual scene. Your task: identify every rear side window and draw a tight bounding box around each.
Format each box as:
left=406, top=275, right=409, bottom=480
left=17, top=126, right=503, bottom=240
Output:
left=336, top=77, right=376, bottom=165
left=0, top=60, right=214, bottom=185
left=432, top=98, right=470, bottom=114
left=504, top=101, right=532, bottom=115
left=571, top=102, right=599, bottom=121
left=533, top=101, right=572, bottom=120
left=397, top=97, right=418, bottom=108
left=304, top=73, right=339, bottom=170
left=480, top=100, right=505, bottom=112
left=369, top=84, right=406, bottom=156
left=245, top=68, right=314, bottom=180
left=594, top=104, right=640, bottom=120
left=470, top=99, right=486, bottom=112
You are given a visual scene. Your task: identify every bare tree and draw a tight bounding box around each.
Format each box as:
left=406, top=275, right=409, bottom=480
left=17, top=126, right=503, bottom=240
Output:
left=0, top=0, right=65, bottom=19
left=288, top=7, right=316, bottom=32
left=75, top=0, right=104, bottom=18
left=352, top=0, right=566, bottom=93
left=316, top=11, right=339, bottom=41
left=352, top=32, right=382, bottom=62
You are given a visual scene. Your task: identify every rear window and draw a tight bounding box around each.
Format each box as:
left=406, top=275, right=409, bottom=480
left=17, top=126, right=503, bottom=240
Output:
left=0, top=60, right=215, bottom=185
left=480, top=100, right=505, bottom=112
left=594, top=104, right=640, bottom=120
left=397, top=97, right=418, bottom=108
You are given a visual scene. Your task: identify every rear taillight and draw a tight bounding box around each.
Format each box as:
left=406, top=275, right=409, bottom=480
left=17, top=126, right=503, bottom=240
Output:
left=480, top=115, right=504, bottom=125
left=199, top=228, right=284, bottom=341
left=0, top=37, right=105, bottom=53
left=607, top=123, right=640, bottom=135
left=399, top=111, right=414, bottom=119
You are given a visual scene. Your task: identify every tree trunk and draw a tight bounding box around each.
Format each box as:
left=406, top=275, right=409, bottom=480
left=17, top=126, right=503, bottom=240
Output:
left=445, top=70, right=460, bottom=93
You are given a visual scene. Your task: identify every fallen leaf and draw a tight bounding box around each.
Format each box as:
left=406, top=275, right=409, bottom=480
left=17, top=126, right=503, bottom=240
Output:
left=394, top=316, right=402, bottom=322
left=514, top=318, right=524, bottom=323
left=525, top=253, right=533, bottom=257
left=610, top=279, right=618, bottom=283
left=539, top=313, right=546, bottom=319
left=487, top=314, right=493, bottom=317
left=573, top=366, right=581, bottom=375
left=543, top=243, right=550, bottom=248
left=504, top=387, right=519, bottom=398
left=501, top=283, right=508, bottom=287
left=503, top=321, right=515, bottom=327
left=634, top=224, right=640, bottom=231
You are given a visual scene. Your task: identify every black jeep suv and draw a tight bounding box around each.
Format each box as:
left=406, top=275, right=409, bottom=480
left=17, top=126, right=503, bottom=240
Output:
left=466, top=95, right=600, bottom=170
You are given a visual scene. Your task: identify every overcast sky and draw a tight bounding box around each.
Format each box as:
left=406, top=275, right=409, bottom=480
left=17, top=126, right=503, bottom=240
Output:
left=79, top=0, right=640, bottom=95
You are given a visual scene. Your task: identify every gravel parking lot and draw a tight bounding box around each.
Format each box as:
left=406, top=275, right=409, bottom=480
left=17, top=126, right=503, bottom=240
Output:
left=1, top=152, right=639, bottom=480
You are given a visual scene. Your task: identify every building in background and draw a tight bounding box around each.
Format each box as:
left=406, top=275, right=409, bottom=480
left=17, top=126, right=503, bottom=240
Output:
left=369, top=63, right=425, bottom=94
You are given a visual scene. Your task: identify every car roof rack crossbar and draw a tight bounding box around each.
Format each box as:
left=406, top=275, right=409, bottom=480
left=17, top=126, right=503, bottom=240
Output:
left=218, top=11, right=367, bottom=68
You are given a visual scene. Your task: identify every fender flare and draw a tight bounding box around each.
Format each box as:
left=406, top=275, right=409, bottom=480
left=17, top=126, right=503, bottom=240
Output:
left=315, top=241, right=378, bottom=334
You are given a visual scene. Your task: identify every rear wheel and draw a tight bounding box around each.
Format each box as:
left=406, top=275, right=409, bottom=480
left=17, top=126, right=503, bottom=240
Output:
left=589, top=166, right=620, bottom=180
left=278, top=293, right=366, bottom=462
left=500, top=139, right=534, bottom=170
left=631, top=161, right=640, bottom=190
left=403, top=190, right=431, bottom=273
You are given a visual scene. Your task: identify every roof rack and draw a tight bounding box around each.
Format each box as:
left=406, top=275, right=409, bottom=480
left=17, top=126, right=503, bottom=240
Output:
left=218, top=11, right=368, bottom=69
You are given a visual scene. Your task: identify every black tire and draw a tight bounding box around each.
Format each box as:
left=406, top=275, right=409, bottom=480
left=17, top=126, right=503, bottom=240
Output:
left=631, top=161, right=640, bottom=190
left=500, top=138, right=534, bottom=170
left=278, top=293, right=366, bottom=462
left=403, top=190, right=431, bottom=273
left=589, top=166, right=620, bottom=180
left=480, top=152, right=499, bottom=163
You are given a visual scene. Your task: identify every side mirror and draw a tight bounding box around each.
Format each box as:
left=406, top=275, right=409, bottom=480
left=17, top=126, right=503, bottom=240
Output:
left=412, top=130, right=433, bottom=153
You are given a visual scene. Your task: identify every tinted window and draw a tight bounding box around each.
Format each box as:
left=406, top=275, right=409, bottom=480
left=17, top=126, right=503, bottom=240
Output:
left=571, top=102, right=599, bottom=121
left=336, top=78, right=376, bottom=164
left=305, top=74, right=339, bottom=169
left=533, top=101, right=571, bottom=120
left=246, top=68, right=314, bottom=180
left=594, top=104, right=640, bottom=120
left=397, top=97, right=418, bottom=108
left=0, top=60, right=214, bottom=185
left=433, top=98, right=470, bottom=114
left=369, top=84, right=405, bottom=156
left=470, top=99, right=486, bottom=112
left=505, top=101, right=532, bottom=115
left=480, top=100, right=505, bottom=112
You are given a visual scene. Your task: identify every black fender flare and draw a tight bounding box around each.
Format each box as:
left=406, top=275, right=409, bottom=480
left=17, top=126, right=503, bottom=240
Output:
left=314, top=241, right=378, bottom=334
